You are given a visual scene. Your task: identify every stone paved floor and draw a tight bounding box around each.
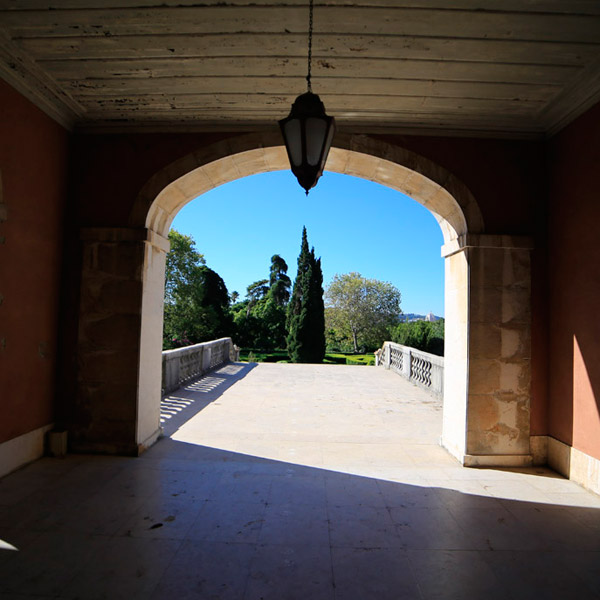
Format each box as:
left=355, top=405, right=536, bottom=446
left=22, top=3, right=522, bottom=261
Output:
left=1, top=362, right=600, bottom=599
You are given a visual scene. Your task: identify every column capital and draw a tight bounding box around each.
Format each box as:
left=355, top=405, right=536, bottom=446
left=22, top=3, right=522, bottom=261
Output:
left=441, top=233, right=534, bottom=258
left=80, top=227, right=169, bottom=252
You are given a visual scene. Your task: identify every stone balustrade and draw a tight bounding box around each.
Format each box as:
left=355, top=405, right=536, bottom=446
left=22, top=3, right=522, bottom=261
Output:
left=162, top=337, right=239, bottom=394
left=376, top=341, right=444, bottom=398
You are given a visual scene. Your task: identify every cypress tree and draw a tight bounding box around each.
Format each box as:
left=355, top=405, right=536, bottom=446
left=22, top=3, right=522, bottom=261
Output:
left=287, top=227, right=325, bottom=363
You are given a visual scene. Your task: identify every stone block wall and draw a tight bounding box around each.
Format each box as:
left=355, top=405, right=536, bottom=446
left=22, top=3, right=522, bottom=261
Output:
left=73, top=229, right=147, bottom=454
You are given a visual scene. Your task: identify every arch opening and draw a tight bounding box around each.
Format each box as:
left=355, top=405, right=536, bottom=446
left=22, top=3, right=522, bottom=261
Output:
left=132, top=136, right=482, bottom=456
left=134, top=133, right=479, bottom=463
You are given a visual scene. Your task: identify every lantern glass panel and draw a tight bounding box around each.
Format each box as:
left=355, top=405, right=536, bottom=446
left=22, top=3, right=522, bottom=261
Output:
left=283, top=119, right=303, bottom=166
left=323, top=119, right=335, bottom=164
left=305, top=117, right=327, bottom=166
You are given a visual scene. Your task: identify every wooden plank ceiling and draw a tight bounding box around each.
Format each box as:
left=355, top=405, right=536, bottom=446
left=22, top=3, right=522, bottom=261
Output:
left=1, top=0, right=600, bottom=137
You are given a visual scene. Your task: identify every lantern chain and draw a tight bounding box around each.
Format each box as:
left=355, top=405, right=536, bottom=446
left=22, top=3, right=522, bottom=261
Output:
left=306, top=0, right=313, bottom=93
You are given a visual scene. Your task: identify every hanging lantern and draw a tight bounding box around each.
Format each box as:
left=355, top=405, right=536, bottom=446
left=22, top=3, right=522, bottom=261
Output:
left=279, top=0, right=335, bottom=194
left=279, top=91, right=335, bottom=194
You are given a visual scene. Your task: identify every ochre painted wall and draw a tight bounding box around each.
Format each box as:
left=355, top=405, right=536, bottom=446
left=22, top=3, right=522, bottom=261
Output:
left=0, top=80, right=69, bottom=444
left=547, top=102, right=600, bottom=461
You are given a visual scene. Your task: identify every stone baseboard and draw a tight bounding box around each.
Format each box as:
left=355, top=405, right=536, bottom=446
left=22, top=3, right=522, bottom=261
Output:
left=530, top=435, right=600, bottom=496
left=463, top=453, right=533, bottom=468
left=0, top=424, right=53, bottom=478
left=530, top=435, right=549, bottom=466
left=549, top=437, right=600, bottom=496
left=137, top=427, right=163, bottom=454
left=441, top=437, right=534, bottom=468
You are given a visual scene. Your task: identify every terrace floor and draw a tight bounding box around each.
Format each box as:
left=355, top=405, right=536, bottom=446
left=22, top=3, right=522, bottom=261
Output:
left=1, top=362, right=600, bottom=599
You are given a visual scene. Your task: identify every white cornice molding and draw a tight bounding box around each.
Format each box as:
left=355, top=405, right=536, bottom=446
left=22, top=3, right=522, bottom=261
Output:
left=74, top=119, right=547, bottom=141
left=539, top=55, right=600, bottom=138
left=0, top=29, right=84, bottom=130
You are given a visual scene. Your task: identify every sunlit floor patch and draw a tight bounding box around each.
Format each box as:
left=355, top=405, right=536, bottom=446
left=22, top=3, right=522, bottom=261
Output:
left=169, top=363, right=600, bottom=509
left=185, top=376, right=226, bottom=393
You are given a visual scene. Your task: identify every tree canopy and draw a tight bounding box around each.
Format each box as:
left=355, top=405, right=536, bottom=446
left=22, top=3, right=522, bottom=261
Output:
left=163, top=230, right=233, bottom=348
left=164, top=230, right=206, bottom=304
left=246, top=279, right=270, bottom=303
left=325, top=272, right=401, bottom=353
left=390, top=319, right=444, bottom=356
left=231, top=254, right=291, bottom=350
left=269, top=254, right=292, bottom=306
left=162, top=229, right=431, bottom=358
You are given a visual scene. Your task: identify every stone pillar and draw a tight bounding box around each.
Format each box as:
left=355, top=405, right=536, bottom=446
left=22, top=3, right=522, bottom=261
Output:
left=441, top=234, right=534, bottom=467
left=383, top=343, right=390, bottom=368
left=402, top=347, right=412, bottom=379
left=136, top=230, right=169, bottom=450
left=73, top=228, right=168, bottom=455
left=441, top=246, right=469, bottom=461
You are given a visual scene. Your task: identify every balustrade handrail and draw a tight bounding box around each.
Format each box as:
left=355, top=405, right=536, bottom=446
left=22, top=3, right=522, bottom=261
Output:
left=162, top=337, right=239, bottom=395
left=376, top=341, right=443, bottom=397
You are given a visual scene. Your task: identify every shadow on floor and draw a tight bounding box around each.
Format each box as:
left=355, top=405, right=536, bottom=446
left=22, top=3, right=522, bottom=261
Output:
left=0, top=437, right=599, bottom=600
left=160, top=362, right=257, bottom=436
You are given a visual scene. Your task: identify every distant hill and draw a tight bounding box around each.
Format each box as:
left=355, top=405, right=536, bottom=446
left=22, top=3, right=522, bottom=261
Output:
left=401, top=312, right=442, bottom=322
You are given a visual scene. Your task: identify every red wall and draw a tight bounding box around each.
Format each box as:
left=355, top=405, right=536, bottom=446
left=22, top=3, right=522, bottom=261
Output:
left=547, top=102, right=600, bottom=460
left=70, top=131, right=237, bottom=227
left=376, top=134, right=546, bottom=235
left=0, top=80, right=69, bottom=444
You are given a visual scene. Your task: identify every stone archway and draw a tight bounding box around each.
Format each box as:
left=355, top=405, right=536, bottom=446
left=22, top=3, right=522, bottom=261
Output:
left=132, top=132, right=482, bottom=242
left=75, top=132, right=534, bottom=467
left=133, top=132, right=481, bottom=462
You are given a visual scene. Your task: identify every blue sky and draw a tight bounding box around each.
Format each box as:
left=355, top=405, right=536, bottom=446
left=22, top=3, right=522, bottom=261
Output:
left=171, top=170, right=445, bottom=316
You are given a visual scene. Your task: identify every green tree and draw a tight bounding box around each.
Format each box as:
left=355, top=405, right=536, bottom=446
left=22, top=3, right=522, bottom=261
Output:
left=164, top=230, right=206, bottom=304
left=163, top=230, right=233, bottom=349
left=391, top=318, right=444, bottom=356
left=286, top=227, right=325, bottom=363
left=259, top=254, right=291, bottom=348
left=268, top=254, right=291, bottom=306
left=245, top=279, right=269, bottom=316
left=234, top=256, right=291, bottom=350
left=196, top=266, right=234, bottom=339
left=325, top=272, right=401, bottom=353
left=231, top=301, right=262, bottom=347
left=259, top=298, right=288, bottom=349
left=246, top=279, right=270, bottom=303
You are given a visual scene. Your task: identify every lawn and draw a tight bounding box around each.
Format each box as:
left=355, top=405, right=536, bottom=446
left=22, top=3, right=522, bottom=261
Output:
left=238, top=349, right=376, bottom=366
